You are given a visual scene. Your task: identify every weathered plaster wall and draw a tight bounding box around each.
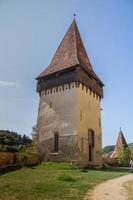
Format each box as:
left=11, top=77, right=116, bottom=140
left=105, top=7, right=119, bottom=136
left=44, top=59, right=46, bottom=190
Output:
left=36, top=82, right=102, bottom=166
left=77, top=84, right=102, bottom=166
left=36, top=83, right=79, bottom=161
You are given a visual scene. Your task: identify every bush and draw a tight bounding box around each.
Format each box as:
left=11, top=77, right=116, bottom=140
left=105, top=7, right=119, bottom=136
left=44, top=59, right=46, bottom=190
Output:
left=58, top=175, right=77, bottom=182
left=80, top=169, right=88, bottom=173
left=19, top=142, right=39, bottom=166
left=118, top=147, right=131, bottom=166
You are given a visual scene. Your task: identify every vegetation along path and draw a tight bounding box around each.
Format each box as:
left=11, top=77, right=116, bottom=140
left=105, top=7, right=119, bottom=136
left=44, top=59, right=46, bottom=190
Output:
left=84, top=173, right=133, bottom=200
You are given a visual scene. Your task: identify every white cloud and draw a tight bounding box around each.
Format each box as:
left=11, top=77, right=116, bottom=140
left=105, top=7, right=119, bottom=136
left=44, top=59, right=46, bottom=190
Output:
left=0, top=80, right=19, bottom=87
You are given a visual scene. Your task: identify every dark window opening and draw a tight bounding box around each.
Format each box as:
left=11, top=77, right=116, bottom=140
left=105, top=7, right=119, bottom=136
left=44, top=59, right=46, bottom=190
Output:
left=86, top=87, right=88, bottom=93
left=91, top=132, right=95, bottom=146
left=88, top=130, right=95, bottom=162
left=82, top=84, right=84, bottom=90
left=81, top=137, right=83, bottom=152
left=88, top=130, right=95, bottom=146
left=50, top=102, right=52, bottom=108
left=80, top=111, right=82, bottom=121
left=99, top=117, right=101, bottom=127
left=54, top=132, right=59, bottom=152
left=89, top=145, right=92, bottom=161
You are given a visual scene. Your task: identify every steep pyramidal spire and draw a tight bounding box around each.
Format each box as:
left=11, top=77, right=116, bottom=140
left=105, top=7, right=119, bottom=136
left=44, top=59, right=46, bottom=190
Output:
left=110, top=129, right=128, bottom=158
left=115, top=129, right=128, bottom=148
left=37, top=19, right=102, bottom=84
left=36, top=19, right=104, bottom=97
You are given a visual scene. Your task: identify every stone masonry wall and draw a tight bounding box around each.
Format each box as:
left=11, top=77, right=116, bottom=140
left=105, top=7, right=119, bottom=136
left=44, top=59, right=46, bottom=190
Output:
left=36, top=83, right=79, bottom=162
left=36, top=82, right=102, bottom=166
left=77, top=83, right=102, bottom=166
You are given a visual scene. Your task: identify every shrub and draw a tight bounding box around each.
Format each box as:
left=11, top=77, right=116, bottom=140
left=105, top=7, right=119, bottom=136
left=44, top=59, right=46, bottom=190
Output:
left=19, top=142, right=39, bottom=166
left=80, top=169, right=88, bottom=173
left=58, top=175, right=77, bottom=182
left=118, top=147, right=131, bottom=166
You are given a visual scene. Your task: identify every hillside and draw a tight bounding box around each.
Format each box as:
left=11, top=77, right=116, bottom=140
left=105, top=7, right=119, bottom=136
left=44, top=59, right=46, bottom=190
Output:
left=128, top=143, right=133, bottom=148
left=103, top=143, right=133, bottom=155
left=103, top=145, right=115, bottom=154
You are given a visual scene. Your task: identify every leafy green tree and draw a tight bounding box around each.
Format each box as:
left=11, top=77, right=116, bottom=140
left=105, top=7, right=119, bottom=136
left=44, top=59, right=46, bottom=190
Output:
left=118, top=147, right=131, bottom=166
left=19, top=145, right=28, bottom=165
left=22, top=134, right=32, bottom=145
left=0, top=130, right=32, bottom=152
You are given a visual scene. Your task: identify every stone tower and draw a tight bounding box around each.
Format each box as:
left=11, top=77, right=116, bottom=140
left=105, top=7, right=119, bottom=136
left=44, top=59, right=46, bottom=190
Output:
left=36, top=19, right=104, bottom=167
left=110, top=129, right=128, bottom=159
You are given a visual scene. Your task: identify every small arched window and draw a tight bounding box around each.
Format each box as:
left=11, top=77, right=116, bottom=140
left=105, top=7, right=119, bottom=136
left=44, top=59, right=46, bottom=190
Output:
left=54, top=132, right=59, bottom=152
left=88, top=130, right=95, bottom=162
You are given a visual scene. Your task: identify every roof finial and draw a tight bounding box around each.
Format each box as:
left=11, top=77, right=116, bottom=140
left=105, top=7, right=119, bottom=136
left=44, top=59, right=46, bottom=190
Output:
left=120, top=127, right=122, bottom=131
left=73, top=13, right=76, bottom=19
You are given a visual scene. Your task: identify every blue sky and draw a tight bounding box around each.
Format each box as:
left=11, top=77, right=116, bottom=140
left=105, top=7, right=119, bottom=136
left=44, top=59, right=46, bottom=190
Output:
left=0, top=0, right=133, bottom=146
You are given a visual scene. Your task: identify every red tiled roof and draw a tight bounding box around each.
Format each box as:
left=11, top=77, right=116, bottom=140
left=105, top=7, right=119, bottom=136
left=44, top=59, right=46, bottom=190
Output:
left=110, top=130, right=128, bottom=158
left=37, top=20, right=103, bottom=85
left=115, top=130, right=128, bottom=148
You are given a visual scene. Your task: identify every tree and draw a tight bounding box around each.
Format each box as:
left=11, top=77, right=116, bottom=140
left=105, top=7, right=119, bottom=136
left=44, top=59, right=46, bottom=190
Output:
left=22, top=134, right=32, bottom=145
left=31, top=125, right=38, bottom=144
left=118, top=147, right=131, bottom=166
left=0, top=130, right=32, bottom=152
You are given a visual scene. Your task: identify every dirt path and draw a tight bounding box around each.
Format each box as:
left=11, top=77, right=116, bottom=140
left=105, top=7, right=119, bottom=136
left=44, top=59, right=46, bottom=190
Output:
left=84, top=174, right=133, bottom=200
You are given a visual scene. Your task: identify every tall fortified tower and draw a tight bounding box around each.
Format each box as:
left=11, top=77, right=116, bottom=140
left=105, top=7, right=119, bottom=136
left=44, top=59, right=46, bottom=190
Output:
left=36, top=19, right=104, bottom=167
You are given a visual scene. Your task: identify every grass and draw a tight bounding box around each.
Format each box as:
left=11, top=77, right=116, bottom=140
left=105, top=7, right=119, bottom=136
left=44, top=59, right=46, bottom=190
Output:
left=0, top=162, right=129, bottom=200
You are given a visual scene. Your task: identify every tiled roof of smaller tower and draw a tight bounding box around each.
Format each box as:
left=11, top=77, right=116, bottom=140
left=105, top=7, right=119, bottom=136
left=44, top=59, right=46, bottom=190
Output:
left=37, top=19, right=103, bottom=85
left=110, top=129, right=128, bottom=158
